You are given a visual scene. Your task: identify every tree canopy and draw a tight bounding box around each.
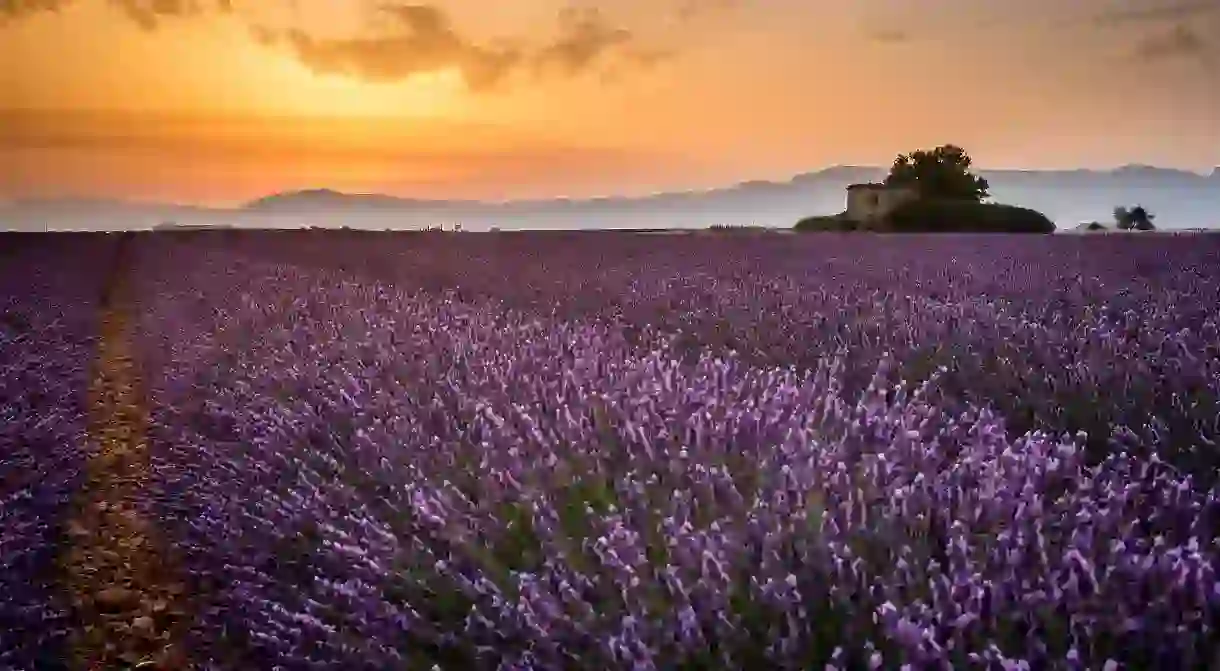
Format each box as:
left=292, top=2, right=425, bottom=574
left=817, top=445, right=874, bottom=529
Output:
left=884, top=144, right=990, bottom=203
left=1113, top=205, right=1156, bottom=231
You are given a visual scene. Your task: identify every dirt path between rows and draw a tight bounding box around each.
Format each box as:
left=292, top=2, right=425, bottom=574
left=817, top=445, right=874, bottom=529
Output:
left=59, top=243, right=194, bottom=669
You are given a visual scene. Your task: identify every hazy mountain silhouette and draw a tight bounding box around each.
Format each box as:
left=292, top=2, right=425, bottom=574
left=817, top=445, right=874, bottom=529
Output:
left=4, top=165, right=1218, bottom=231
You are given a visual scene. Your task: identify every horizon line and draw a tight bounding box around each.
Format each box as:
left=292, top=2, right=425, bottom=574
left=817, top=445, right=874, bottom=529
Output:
left=4, top=162, right=1218, bottom=211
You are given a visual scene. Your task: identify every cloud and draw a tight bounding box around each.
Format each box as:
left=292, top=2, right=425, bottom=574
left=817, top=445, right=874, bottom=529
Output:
left=1085, top=2, right=1218, bottom=66
left=0, top=0, right=230, bottom=29
left=267, top=4, right=662, bottom=91
left=861, top=1, right=1220, bottom=55
left=3, top=0, right=674, bottom=90
left=0, top=0, right=73, bottom=22
left=532, top=7, right=633, bottom=75
left=273, top=5, right=524, bottom=91
left=1093, top=1, right=1219, bottom=26
left=109, top=0, right=231, bottom=30
left=1134, top=23, right=1213, bottom=62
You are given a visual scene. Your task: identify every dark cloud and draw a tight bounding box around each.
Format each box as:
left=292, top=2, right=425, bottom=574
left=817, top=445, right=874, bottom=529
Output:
left=1089, top=2, right=1219, bottom=66
left=0, top=0, right=229, bottom=28
left=1134, top=23, right=1214, bottom=62
left=0, top=0, right=74, bottom=21
left=269, top=4, right=663, bottom=90
left=109, top=0, right=231, bottom=31
left=1093, top=1, right=1219, bottom=26
left=532, top=7, right=633, bottom=75
left=272, top=5, right=523, bottom=91
left=2, top=0, right=673, bottom=90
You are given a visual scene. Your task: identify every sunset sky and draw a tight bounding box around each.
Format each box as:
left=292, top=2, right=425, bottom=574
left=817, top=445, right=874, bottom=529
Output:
left=2, top=0, right=1218, bottom=205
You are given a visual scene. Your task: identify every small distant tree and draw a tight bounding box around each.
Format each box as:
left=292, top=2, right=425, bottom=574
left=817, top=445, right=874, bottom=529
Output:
left=1113, top=205, right=1156, bottom=231
left=885, top=144, right=990, bottom=202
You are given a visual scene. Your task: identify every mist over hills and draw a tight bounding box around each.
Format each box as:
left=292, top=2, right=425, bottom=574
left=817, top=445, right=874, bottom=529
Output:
left=4, top=165, right=1218, bottom=232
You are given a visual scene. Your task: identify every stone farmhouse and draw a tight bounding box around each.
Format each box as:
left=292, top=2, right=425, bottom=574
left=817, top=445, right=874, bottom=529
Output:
left=844, top=183, right=919, bottom=227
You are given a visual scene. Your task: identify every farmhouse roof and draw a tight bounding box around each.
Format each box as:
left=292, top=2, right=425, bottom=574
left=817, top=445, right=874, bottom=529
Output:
left=846, top=182, right=914, bottom=190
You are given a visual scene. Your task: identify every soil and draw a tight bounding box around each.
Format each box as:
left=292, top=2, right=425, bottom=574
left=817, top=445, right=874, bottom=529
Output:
left=58, top=248, right=194, bottom=670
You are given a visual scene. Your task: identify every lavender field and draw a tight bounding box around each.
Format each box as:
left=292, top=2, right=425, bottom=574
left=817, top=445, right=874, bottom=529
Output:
left=1, top=235, right=115, bottom=668
left=4, top=230, right=1220, bottom=669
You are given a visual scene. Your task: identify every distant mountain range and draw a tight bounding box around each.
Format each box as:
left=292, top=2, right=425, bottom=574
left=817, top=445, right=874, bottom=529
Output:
left=5, top=165, right=1219, bottom=232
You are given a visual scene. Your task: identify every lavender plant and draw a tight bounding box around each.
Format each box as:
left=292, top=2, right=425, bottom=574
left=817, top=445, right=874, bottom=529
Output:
left=0, top=235, right=112, bottom=668
left=130, top=237, right=1220, bottom=670
left=230, top=232, right=1220, bottom=483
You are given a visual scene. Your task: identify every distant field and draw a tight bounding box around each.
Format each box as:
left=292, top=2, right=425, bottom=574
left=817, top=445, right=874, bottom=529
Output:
left=3, top=230, right=1219, bottom=669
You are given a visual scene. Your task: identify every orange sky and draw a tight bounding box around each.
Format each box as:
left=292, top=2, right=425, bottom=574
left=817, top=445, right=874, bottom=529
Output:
left=2, top=0, right=1218, bottom=205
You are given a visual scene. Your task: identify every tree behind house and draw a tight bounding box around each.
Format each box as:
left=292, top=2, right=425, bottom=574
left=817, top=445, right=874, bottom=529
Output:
left=884, top=144, right=990, bottom=203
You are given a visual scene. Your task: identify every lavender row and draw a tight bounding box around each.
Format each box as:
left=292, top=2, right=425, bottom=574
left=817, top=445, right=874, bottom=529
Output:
left=205, top=231, right=1220, bottom=485
left=0, top=235, right=115, bottom=668
left=132, top=245, right=1220, bottom=669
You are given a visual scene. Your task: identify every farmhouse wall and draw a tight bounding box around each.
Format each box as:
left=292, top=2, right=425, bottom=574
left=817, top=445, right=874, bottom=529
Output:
left=845, top=184, right=919, bottom=224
